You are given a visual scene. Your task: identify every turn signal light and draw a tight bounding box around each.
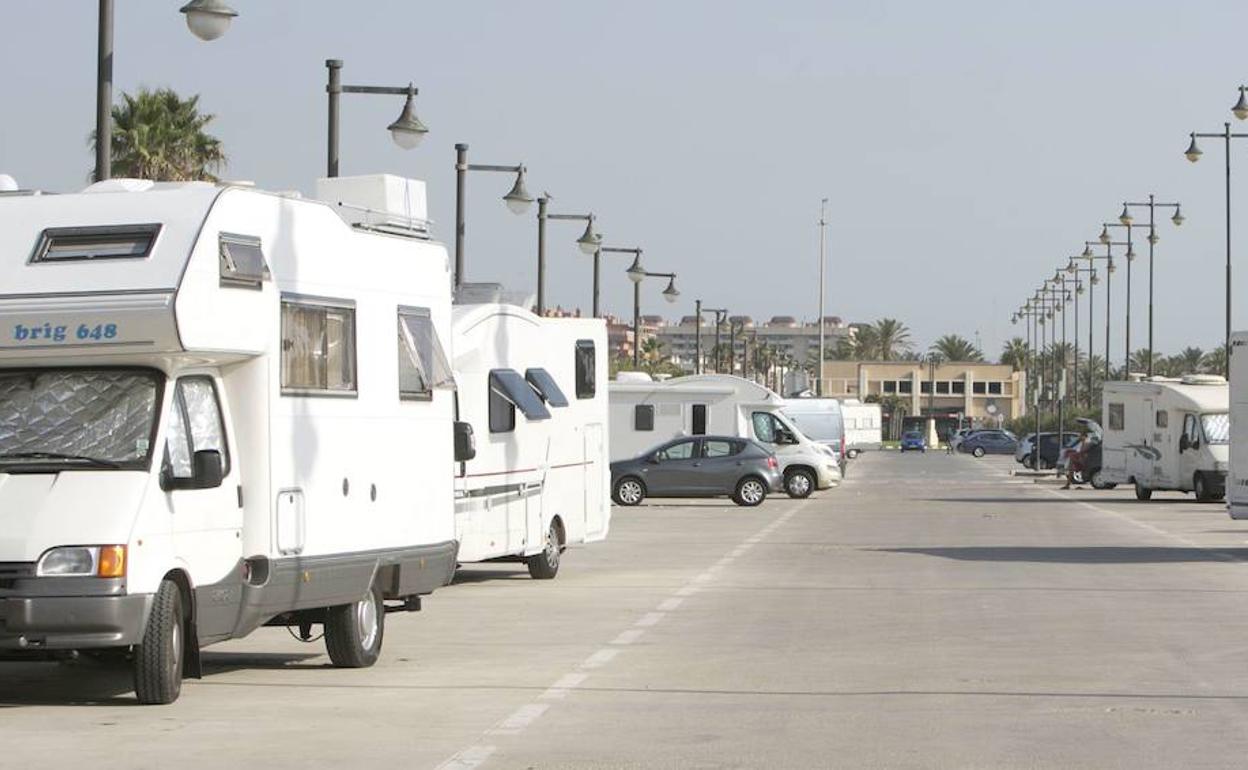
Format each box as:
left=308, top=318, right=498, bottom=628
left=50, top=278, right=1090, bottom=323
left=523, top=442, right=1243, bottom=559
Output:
left=96, top=545, right=127, bottom=578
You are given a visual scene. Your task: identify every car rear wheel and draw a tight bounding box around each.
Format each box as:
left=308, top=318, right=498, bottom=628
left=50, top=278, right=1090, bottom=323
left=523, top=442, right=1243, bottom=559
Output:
left=733, top=477, right=767, bottom=507
left=1134, top=480, right=1153, bottom=501
left=784, top=469, right=815, bottom=499
left=972, top=446, right=985, bottom=458
left=613, top=477, right=645, bottom=506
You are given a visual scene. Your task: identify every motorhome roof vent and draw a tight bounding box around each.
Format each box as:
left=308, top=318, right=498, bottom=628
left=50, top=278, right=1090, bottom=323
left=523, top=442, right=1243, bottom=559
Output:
left=615, top=371, right=653, bottom=383
left=315, top=174, right=430, bottom=240
left=1142, top=375, right=1179, bottom=382
left=1181, top=374, right=1227, bottom=385
left=454, top=282, right=535, bottom=308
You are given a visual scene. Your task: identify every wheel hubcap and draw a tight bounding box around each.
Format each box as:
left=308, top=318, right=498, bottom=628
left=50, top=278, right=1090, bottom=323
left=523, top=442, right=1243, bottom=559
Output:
left=788, top=474, right=811, bottom=495
left=170, top=616, right=182, bottom=676
left=743, top=482, right=763, bottom=503
left=619, top=481, right=641, bottom=504
left=545, top=526, right=560, bottom=568
left=356, top=594, right=379, bottom=650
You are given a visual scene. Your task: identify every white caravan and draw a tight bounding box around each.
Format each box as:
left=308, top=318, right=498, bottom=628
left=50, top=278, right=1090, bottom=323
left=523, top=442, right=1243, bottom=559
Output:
left=840, top=399, right=883, bottom=458
left=0, top=175, right=462, bottom=703
left=451, top=299, right=610, bottom=578
left=1101, top=376, right=1229, bottom=501
left=609, top=373, right=840, bottom=498
left=780, top=398, right=848, bottom=466
left=1226, top=333, right=1248, bottom=518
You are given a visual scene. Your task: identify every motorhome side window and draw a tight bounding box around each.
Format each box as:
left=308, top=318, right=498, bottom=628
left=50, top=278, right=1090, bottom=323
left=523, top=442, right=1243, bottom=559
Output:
left=218, top=233, right=270, bottom=289
left=575, top=340, right=596, bottom=398
left=281, top=298, right=357, bottom=395
left=635, top=404, right=655, bottom=431
left=397, top=307, right=454, bottom=401
left=489, top=374, right=516, bottom=433
left=30, top=224, right=160, bottom=263
left=1107, top=403, right=1124, bottom=430
left=1155, top=410, right=1168, bottom=429
left=163, top=377, right=229, bottom=479
left=692, top=404, right=708, bottom=435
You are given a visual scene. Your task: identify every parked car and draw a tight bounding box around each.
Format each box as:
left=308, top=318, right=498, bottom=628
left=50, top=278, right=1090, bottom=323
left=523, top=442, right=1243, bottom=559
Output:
left=949, top=428, right=976, bottom=453
left=959, top=430, right=1019, bottom=457
left=1062, top=418, right=1115, bottom=488
left=611, top=436, right=783, bottom=507
left=1017, top=432, right=1079, bottom=469
left=900, top=430, right=927, bottom=452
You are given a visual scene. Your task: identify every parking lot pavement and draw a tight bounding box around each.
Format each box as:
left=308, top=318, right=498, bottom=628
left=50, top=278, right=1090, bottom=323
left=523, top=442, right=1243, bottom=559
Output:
left=7, top=452, right=1248, bottom=768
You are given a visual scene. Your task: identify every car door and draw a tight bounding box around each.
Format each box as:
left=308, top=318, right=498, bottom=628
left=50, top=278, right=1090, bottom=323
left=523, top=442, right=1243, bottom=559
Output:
left=1179, top=413, right=1201, bottom=489
left=644, top=439, right=701, bottom=496
left=696, top=439, right=743, bottom=493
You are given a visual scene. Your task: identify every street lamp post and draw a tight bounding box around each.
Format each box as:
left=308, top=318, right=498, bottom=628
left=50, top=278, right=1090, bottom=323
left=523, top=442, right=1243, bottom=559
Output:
left=1098, top=223, right=1143, bottom=373
left=626, top=255, right=678, bottom=369
left=1084, top=241, right=1127, bottom=380
left=595, top=245, right=643, bottom=320
left=95, top=0, right=238, bottom=182
left=1120, top=197, right=1183, bottom=377
left=453, top=144, right=534, bottom=290
left=535, top=197, right=599, bottom=315
left=325, top=60, right=427, bottom=178
left=817, top=198, right=829, bottom=395
left=693, top=305, right=727, bottom=373
left=1186, top=115, right=1248, bottom=377
left=1066, top=260, right=1096, bottom=407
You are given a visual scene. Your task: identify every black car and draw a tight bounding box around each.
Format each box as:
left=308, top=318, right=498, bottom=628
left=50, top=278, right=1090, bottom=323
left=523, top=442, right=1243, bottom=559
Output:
left=610, top=436, right=783, bottom=507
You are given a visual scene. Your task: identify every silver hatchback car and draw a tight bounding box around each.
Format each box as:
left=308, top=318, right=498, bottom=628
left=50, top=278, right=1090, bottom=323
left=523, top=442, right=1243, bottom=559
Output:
left=611, top=435, right=783, bottom=507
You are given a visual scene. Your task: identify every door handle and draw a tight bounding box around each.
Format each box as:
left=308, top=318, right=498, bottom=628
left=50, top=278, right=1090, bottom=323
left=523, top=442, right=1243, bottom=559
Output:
left=692, top=462, right=702, bottom=467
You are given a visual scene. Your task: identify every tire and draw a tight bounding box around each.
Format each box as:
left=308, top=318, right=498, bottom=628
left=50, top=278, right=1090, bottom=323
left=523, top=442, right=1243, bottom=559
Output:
left=899, top=447, right=905, bottom=453
left=527, top=520, right=562, bottom=579
left=325, top=582, right=385, bottom=668
left=846, top=449, right=859, bottom=459
left=784, top=468, right=815, bottom=499
left=1022, top=455, right=1033, bottom=469
left=613, top=477, right=645, bottom=506
left=973, top=447, right=985, bottom=458
left=733, top=476, right=768, bottom=507
left=1090, top=469, right=1109, bottom=490
left=133, top=579, right=185, bottom=705
left=1134, top=480, right=1153, bottom=501
left=1194, top=473, right=1219, bottom=503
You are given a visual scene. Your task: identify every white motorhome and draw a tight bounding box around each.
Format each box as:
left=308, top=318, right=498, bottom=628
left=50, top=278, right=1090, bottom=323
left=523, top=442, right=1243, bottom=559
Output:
left=780, top=398, right=847, bottom=466
left=1226, top=333, right=1248, bottom=518
left=451, top=298, right=609, bottom=578
left=1101, top=376, right=1229, bottom=501
left=0, top=175, right=461, bottom=703
left=609, top=373, right=840, bottom=498
left=839, top=399, right=883, bottom=458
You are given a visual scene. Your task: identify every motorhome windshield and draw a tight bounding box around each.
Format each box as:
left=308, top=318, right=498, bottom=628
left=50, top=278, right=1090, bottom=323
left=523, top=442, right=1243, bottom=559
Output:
left=783, top=410, right=838, bottom=442
left=0, top=369, right=162, bottom=470
left=1201, top=413, right=1230, bottom=444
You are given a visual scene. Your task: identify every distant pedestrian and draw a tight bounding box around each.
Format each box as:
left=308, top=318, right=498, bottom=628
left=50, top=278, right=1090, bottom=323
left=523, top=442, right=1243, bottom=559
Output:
left=1062, top=431, right=1089, bottom=489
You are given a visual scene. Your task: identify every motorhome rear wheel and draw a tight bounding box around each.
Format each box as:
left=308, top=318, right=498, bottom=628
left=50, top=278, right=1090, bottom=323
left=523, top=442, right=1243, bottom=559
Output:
left=132, top=579, right=185, bottom=705
left=324, top=584, right=385, bottom=668
left=527, top=520, right=563, bottom=580
left=1134, top=481, right=1153, bottom=501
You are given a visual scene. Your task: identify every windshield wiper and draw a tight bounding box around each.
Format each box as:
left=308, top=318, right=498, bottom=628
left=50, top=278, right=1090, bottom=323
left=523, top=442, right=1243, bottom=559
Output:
left=0, top=452, right=123, bottom=469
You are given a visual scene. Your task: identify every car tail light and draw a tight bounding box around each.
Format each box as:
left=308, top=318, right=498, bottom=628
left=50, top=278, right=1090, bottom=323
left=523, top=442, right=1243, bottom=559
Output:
left=766, top=456, right=778, bottom=469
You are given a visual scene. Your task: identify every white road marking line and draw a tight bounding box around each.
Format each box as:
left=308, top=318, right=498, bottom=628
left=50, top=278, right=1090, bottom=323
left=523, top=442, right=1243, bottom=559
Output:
left=612, top=628, right=646, bottom=645
left=635, top=612, right=665, bottom=627
left=435, top=745, right=497, bottom=770
left=539, top=672, right=589, bottom=700
left=657, top=597, right=684, bottom=612
left=488, top=703, right=551, bottom=735
left=581, top=648, right=620, bottom=669
left=675, top=584, right=702, bottom=597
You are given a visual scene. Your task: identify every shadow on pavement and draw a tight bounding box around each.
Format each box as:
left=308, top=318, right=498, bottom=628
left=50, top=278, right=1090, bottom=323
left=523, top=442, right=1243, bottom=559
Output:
left=874, top=546, right=1248, bottom=564
left=922, top=497, right=1080, bottom=505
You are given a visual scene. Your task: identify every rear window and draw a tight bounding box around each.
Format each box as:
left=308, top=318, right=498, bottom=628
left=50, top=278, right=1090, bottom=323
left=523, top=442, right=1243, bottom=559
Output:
left=575, top=340, right=596, bottom=398
left=635, top=404, right=655, bottom=431
left=702, top=439, right=740, bottom=458
left=1107, top=403, right=1124, bottom=430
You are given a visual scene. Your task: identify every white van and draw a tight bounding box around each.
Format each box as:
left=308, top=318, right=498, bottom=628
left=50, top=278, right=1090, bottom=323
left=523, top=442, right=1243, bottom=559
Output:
left=451, top=298, right=610, bottom=578
left=1225, top=333, right=1248, bottom=518
left=0, top=175, right=461, bottom=703
left=781, top=398, right=848, bottom=468
left=839, top=399, right=883, bottom=458
left=1101, top=376, right=1229, bottom=501
left=609, top=373, right=840, bottom=498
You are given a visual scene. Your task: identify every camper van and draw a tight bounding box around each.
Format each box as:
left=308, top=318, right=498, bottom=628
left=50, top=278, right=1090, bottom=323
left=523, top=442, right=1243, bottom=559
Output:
left=451, top=299, right=609, bottom=578
left=780, top=398, right=848, bottom=467
left=609, top=373, right=840, bottom=498
left=839, top=399, right=883, bottom=458
left=1101, top=376, right=1229, bottom=501
left=0, top=175, right=461, bottom=703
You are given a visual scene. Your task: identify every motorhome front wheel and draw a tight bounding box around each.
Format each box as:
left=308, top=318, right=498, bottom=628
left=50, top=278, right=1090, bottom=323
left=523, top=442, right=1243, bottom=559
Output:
left=325, top=584, right=385, bottom=668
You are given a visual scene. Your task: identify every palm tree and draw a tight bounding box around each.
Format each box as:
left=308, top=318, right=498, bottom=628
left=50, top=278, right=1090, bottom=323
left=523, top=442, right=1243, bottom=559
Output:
left=931, top=334, right=983, bottom=362
left=1201, top=347, right=1228, bottom=376
left=92, top=88, right=226, bottom=181
left=1173, top=347, right=1204, bottom=375
left=842, top=325, right=878, bottom=359
left=873, top=318, right=912, bottom=361
left=999, top=337, right=1029, bottom=372
left=1128, top=348, right=1157, bottom=376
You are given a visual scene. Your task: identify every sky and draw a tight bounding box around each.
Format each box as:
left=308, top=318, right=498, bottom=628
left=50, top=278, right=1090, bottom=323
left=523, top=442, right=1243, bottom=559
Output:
left=2, top=1, right=1246, bottom=362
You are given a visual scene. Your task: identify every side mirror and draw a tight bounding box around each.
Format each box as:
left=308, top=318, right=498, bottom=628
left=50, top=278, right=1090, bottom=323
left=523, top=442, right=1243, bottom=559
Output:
left=647, top=454, right=661, bottom=464
left=1179, top=434, right=1191, bottom=452
left=454, top=421, right=476, bottom=462
left=163, top=449, right=224, bottom=491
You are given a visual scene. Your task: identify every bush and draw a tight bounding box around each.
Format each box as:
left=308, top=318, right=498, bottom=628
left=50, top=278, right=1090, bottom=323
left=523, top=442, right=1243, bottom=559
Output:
left=1007, top=404, right=1101, bottom=436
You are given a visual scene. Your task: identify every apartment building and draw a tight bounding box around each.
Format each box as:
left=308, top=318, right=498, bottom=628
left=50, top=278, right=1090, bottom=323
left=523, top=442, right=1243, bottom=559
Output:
left=820, top=360, right=1025, bottom=421
left=657, top=315, right=855, bottom=372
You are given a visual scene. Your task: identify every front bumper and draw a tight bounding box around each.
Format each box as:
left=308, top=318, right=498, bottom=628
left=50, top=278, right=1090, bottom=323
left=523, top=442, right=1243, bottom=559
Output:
left=816, top=464, right=839, bottom=489
left=0, top=575, right=152, bottom=652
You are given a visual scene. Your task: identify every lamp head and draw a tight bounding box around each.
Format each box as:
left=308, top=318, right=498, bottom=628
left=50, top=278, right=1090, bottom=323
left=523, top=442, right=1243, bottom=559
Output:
left=1185, top=133, right=1203, bottom=163
left=503, top=168, right=534, bottom=215
left=576, top=217, right=600, bottom=255
left=1081, top=245, right=1093, bottom=259
left=1098, top=225, right=1110, bottom=244
left=1091, top=271, right=1100, bottom=285
left=1119, top=205, right=1132, bottom=225
left=387, top=88, right=428, bottom=150
left=626, top=254, right=646, bottom=284
left=1065, top=260, right=1076, bottom=274
left=1147, top=231, right=1159, bottom=245
left=180, top=0, right=237, bottom=41
left=1172, top=205, right=1185, bottom=226
left=1076, top=283, right=1085, bottom=295
left=662, top=277, right=680, bottom=303
left=1126, top=245, right=1136, bottom=261
left=1107, top=260, right=1116, bottom=274
left=1235, top=86, right=1248, bottom=121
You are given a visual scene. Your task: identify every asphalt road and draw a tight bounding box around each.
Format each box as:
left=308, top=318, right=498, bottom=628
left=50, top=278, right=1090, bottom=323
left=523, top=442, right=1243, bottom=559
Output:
left=6, top=452, right=1248, bottom=768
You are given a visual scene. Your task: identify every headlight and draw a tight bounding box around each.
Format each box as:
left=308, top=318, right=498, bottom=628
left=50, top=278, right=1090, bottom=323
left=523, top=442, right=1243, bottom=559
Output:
left=36, top=545, right=126, bottom=577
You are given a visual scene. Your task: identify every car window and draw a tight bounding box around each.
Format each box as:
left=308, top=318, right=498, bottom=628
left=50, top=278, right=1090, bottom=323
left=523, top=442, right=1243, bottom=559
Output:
left=657, top=440, right=696, bottom=461
left=703, top=440, right=735, bottom=458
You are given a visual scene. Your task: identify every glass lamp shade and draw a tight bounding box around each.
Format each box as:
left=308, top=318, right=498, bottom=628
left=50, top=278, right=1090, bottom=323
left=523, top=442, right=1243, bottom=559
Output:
left=1091, top=273, right=1100, bottom=285
left=1107, top=261, right=1117, bottom=274
left=626, top=255, right=646, bottom=284
left=180, top=0, right=237, bottom=41
left=576, top=219, right=600, bottom=255
left=1185, top=134, right=1202, bottom=163
left=1076, top=284, right=1085, bottom=295
left=1081, top=245, right=1093, bottom=259
left=387, top=91, right=428, bottom=150
left=1172, top=206, right=1185, bottom=226
left=1234, top=88, right=1248, bottom=121
left=1119, top=205, right=1132, bottom=225
left=1098, top=226, right=1110, bottom=244
left=1147, top=231, right=1159, bottom=245
left=1066, top=261, right=1076, bottom=274
left=662, top=278, right=680, bottom=303
left=503, top=170, right=535, bottom=215
left=1126, top=246, right=1136, bottom=261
